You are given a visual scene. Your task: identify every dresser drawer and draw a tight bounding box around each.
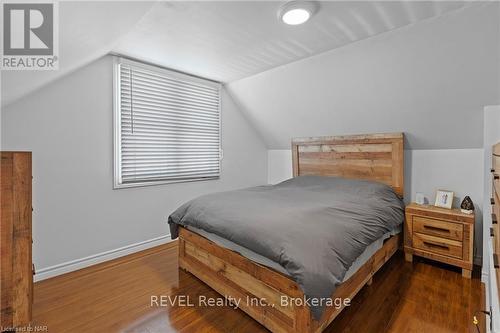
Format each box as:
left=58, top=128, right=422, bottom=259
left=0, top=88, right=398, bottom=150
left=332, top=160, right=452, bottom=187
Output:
left=413, top=233, right=463, bottom=259
left=493, top=224, right=500, bottom=255
left=413, top=216, right=463, bottom=241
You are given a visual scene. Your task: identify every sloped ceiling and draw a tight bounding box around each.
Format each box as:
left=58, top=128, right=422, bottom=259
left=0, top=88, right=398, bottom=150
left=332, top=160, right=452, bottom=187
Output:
left=114, top=1, right=472, bottom=82
left=3, top=1, right=498, bottom=150
left=2, top=1, right=477, bottom=107
left=1, top=1, right=155, bottom=107
left=227, top=2, right=500, bottom=150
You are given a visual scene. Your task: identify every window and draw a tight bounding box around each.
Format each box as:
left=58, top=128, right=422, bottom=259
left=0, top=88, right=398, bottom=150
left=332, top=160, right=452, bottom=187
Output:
left=113, top=57, right=221, bottom=188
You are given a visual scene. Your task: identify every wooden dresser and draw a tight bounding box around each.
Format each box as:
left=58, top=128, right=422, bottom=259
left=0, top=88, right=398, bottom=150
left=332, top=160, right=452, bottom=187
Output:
left=404, top=203, right=475, bottom=278
left=1, top=152, right=33, bottom=329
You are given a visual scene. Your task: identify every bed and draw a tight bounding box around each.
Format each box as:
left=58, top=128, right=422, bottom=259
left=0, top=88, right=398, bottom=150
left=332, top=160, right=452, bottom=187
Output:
left=171, top=133, right=404, bottom=333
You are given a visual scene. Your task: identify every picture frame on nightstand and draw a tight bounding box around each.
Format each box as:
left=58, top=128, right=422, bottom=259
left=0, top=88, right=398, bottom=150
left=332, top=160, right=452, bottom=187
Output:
left=434, top=189, right=454, bottom=209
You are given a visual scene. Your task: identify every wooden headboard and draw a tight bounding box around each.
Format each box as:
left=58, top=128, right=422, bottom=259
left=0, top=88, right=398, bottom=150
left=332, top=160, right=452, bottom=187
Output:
left=292, top=133, right=404, bottom=197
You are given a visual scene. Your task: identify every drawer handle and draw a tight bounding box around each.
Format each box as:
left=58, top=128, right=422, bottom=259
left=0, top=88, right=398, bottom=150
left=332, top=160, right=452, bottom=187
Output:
left=492, top=168, right=496, bottom=173
left=422, top=241, right=449, bottom=251
left=493, top=214, right=498, bottom=225
left=495, top=254, right=500, bottom=269
left=492, top=197, right=496, bottom=205
left=495, top=175, right=500, bottom=180
left=491, top=227, right=495, bottom=237
left=423, top=225, right=450, bottom=233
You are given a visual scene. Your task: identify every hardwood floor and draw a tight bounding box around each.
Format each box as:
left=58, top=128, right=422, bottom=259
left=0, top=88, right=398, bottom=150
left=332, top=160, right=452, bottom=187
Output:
left=32, top=242, right=485, bottom=333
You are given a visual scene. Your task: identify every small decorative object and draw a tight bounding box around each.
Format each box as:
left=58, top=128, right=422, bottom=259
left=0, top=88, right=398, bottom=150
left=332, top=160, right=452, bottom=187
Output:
left=435, top=189, right=454, bottom=209
left=415, top=192, right=425, bottom=205
left=460, top=196, right=474, bottom=214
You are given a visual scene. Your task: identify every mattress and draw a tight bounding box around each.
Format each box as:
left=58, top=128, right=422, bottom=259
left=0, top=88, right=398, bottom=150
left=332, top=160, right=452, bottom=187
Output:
left=186, top=224, right=402, bottom=283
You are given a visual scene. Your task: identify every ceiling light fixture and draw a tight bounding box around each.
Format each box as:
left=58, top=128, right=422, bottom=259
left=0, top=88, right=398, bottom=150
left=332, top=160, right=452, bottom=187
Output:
left=278, top=1, right=318, bottom=26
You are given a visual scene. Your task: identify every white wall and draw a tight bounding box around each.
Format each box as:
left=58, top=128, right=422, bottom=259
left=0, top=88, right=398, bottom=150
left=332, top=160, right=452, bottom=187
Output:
left=405, top=149, right=483, bottom=208
left=1, top=55, right=268, bottom=279
left=268, top=150, right=293, bottom=185
left=228, top=3, right=500, bottom=150
left=269, top=148, right=484, bottom=262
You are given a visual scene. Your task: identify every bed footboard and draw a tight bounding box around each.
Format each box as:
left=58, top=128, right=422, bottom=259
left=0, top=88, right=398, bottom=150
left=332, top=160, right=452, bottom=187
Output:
left=178, top=227, right=401, bottom=333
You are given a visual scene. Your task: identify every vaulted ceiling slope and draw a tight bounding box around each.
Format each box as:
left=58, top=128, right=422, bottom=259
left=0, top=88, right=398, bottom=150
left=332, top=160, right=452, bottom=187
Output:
left=1, top=1, right=479, bottom=107
left=227, top=2, right=500, bottom=150
left=113, top=1, right=473, bottom=83
left=1, top=1, right=155, bottom=107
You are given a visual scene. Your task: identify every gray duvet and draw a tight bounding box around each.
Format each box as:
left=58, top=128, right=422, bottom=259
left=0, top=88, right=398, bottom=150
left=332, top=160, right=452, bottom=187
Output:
left=168, top=176, right=404, bottom=319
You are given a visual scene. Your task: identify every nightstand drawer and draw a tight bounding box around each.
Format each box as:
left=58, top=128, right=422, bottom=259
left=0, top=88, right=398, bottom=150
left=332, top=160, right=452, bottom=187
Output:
left=413, top=216, right=463, bottom=241
left=413, top=233, right=463, bottom=259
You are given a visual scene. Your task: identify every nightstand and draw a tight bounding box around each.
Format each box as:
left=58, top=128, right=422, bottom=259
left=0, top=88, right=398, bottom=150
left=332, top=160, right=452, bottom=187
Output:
left=404, top=203, right=475, bottom=278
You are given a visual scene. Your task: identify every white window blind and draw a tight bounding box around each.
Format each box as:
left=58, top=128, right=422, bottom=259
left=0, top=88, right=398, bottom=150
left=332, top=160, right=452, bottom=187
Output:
left=113, top=57, right=221, bottom=188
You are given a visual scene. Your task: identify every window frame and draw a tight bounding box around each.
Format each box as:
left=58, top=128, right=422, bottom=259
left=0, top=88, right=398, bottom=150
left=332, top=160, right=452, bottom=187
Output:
left=113, top=56, right=222, bottom=189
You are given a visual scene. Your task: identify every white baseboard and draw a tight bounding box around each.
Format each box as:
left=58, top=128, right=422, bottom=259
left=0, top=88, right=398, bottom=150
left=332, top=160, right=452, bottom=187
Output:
left=484, top=268, right=490, bottom=284
left=34, top=234, right=172, bottom=282
left=33, top=237, right=483, bottom=282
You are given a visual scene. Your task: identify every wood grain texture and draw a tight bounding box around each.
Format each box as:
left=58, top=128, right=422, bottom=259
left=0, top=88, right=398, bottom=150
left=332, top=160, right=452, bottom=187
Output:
left=405, top=203, right=475, bottom=223
left=1, top=153, right=14, bottom=328
left=493, top=142, right=500, bottom=156
left=404, top=203, right=474, bottom=279
left=30, top=243, right=485, bottom=333
left=412, top=216, right=463, bottom=241
left=179, top=227, right=400, bottom=333
left=12, top=153, right=33, bottom=325
left=1, top=152, right=32, bottom=328
left=412, top=233, right=463, bottom=259
left=291, top=133, right=404, bottom=196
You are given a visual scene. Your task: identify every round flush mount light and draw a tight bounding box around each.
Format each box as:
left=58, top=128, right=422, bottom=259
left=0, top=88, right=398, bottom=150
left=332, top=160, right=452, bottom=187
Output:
left=278, top=1, right=318, bottom=25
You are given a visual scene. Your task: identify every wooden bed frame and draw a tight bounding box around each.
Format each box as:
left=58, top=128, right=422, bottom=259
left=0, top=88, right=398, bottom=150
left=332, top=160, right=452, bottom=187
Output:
left=178, top=132, right=404, bottom=333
